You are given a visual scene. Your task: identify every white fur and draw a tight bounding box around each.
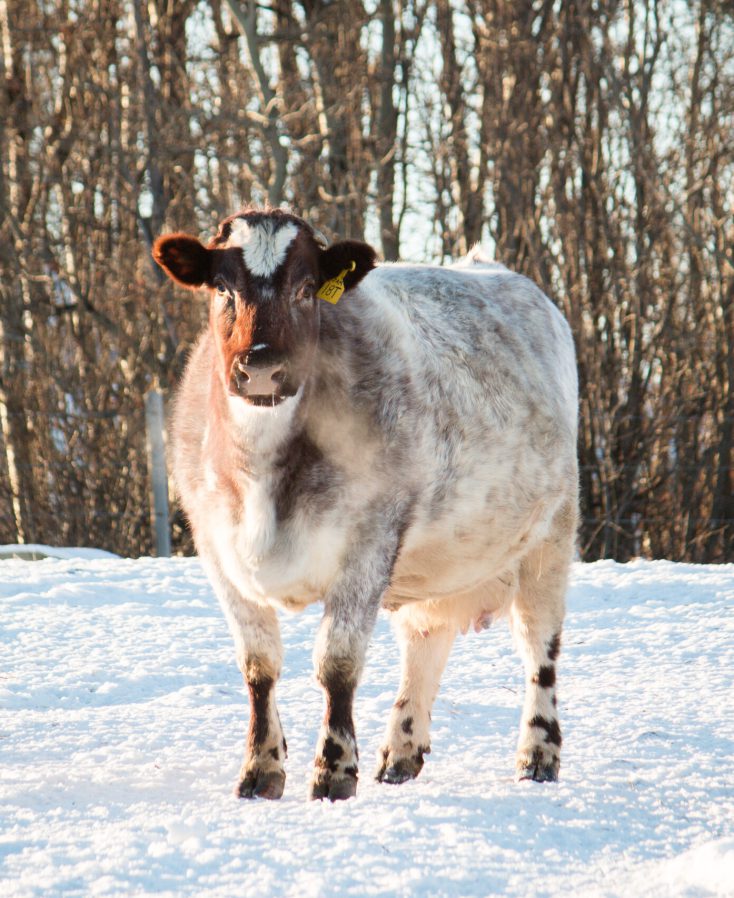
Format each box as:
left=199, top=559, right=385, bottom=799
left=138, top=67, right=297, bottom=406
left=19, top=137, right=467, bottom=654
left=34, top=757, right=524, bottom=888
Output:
left=226, top=386, right=303, bottom=462
left=196, top=387, right=353, bottom=605
left=226, top=219, right=298, bottom=277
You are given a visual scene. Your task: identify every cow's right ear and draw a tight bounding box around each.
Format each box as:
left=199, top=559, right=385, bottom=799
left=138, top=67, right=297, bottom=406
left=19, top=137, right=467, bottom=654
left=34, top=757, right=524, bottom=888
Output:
left=319, top=240, right=377, bottom=292
left=153, top=234, right=212, bottom=289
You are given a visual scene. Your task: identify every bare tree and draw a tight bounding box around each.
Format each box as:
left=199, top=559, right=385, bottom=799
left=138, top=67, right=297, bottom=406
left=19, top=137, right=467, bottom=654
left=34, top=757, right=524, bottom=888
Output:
left=1, top=0, right=731, bottom=560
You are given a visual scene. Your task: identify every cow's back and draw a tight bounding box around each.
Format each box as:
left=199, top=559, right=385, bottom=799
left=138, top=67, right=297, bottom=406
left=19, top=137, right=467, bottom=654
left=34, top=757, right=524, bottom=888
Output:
left=321, top=262, right=576, bottom=436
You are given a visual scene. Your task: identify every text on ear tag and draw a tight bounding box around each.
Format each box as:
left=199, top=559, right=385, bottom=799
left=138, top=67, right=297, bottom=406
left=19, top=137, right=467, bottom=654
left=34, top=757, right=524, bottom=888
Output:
left=317, top=261, right=356, bottom=304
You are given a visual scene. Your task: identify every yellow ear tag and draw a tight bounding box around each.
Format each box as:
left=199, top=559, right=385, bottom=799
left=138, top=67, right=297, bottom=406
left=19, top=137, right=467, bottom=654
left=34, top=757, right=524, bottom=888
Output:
left=316, top=261, right=356, bottom=304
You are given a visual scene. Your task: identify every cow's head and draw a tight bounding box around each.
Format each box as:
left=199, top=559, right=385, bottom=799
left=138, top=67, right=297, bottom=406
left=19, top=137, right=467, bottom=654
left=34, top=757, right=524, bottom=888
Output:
left=153, top=209, right=376, bottom=406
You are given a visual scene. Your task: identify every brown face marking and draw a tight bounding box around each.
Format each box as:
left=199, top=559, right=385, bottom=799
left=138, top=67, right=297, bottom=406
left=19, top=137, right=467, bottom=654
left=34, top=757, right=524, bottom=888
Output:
left=207, top=214, right=322, bottom=399
left=401, top=716, right=414, bottom=735
left=213, top=300, right=257, bottom=392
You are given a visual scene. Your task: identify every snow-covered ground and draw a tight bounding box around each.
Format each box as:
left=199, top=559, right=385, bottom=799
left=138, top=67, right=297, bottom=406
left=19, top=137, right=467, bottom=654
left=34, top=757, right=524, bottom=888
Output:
left=1, top=555, right=733, bottom=897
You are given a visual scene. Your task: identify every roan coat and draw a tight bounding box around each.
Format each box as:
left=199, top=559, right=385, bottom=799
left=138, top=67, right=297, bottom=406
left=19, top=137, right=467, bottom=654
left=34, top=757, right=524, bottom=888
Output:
left=153, top=208, right=578, bottom=801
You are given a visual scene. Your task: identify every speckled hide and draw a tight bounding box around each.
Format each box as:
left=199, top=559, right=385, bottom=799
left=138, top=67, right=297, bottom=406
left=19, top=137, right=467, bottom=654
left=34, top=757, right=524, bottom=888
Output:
left=153, top=209, right=578, bottom=801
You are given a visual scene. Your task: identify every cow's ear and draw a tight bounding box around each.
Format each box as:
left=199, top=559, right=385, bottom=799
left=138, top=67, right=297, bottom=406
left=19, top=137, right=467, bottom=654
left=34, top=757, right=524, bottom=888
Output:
left=153, top=234, right=212, bottom=288
left=319, top=240, right=377, bottom=292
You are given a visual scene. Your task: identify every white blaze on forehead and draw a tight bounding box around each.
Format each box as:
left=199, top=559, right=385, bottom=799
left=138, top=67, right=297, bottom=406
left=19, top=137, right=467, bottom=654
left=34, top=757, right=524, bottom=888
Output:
left=226, top=218, right=299, bottom=278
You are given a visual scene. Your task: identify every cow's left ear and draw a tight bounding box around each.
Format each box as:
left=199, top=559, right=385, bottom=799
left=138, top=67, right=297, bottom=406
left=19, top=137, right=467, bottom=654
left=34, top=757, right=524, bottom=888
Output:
left=319, top=240, right=377, bottom=292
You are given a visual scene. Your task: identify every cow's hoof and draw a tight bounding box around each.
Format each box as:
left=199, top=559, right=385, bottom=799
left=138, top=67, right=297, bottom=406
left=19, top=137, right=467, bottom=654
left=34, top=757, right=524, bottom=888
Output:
left=516, top=763, right=558, bottom=783
left=516, top=748, right=559, bottom=783
left=309, top=774, right=358, bottom=802
left=375, top=746, right=428, bottom=784
left=236, top=768, right=286, bottom=800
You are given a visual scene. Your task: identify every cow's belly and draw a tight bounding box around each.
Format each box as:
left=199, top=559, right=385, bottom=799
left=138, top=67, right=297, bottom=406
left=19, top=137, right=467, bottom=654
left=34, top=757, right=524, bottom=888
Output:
left=383, top=525, right=529, bottom=634
left=389, top=533, right=515, bottom=606
left=388, top=492, right=558, bottom=607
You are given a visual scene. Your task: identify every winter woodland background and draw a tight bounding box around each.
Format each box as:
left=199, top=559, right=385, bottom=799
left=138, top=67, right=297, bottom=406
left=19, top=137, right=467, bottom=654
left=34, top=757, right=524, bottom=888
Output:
left=1, top=0, right=733, bottom=561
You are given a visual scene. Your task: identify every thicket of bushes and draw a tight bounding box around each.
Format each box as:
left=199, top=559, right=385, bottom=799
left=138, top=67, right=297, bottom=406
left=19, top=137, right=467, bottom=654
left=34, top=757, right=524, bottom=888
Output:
left=1, top=1, right=732, bottom=560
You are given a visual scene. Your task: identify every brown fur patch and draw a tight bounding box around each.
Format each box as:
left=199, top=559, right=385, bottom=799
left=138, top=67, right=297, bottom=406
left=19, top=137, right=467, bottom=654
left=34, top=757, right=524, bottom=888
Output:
left=322, top=670, right=356, bottom=740
left=533, top=665, right=556, bottom=688
left=529, top=715, right=562, bottom=747
left=216, top=303, right=257, bottom=386
left=247, top=676, right=273, bottom=753
left=322, top=737, right=344, bottom=772
left=547, top=633, right=561, bottom=662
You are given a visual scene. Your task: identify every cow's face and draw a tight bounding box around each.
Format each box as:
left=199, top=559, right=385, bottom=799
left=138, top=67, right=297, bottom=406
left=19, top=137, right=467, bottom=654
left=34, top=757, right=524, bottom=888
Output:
left=153, top=210, right=376, bottom=406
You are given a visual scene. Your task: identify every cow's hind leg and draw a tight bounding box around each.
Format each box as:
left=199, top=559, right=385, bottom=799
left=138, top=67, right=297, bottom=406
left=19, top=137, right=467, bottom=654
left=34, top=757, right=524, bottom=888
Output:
left=511, top=505, right=575, bottom=782
left=376, top=619, right=455, bottom=784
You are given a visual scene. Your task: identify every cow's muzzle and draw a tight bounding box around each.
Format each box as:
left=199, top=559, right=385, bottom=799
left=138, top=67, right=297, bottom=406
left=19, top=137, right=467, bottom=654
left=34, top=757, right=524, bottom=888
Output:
left=229, top=346, right=297, bottom=406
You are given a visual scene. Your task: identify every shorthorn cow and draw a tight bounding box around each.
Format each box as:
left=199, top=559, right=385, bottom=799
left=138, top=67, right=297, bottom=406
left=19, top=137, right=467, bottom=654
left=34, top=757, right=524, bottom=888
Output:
left=153, top=208, right=578, bottom=802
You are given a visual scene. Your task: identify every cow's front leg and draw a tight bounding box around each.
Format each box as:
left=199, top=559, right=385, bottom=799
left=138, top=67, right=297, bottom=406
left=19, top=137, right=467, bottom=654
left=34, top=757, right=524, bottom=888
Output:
left=310, top=653, right=362, bottom=802
left=376, top=619, right=455, bottom=784
left=238, top=662, right=287, bottom=799
left=311, top=607, right=379, bottom=801
left=203, top=558, right=287, bottom=799
left=310, top=527, right=401, bottom=801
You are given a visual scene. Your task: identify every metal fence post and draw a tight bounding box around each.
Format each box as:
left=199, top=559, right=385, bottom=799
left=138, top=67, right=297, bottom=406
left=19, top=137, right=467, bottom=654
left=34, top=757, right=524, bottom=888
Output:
left=144, top=387, right=171, bottom=557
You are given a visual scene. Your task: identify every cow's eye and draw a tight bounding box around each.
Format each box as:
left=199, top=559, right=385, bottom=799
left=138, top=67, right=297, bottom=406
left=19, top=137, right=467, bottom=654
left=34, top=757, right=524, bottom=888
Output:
left=296, top=280, right=315, bottom=302
left=216, top=282, right=229, bottom=296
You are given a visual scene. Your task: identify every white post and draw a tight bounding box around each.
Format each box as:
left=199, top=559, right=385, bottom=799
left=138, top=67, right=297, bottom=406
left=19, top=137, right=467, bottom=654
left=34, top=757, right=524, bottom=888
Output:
left=144, top=388, right=171, bottom=557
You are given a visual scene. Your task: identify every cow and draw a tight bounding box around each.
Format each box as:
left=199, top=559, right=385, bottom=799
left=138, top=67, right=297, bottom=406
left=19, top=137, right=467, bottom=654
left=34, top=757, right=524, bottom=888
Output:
left=152, top=207, right=578, bottom=802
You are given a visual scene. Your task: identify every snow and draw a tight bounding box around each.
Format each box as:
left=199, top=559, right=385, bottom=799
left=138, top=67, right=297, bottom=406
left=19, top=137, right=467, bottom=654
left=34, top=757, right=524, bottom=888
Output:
left=1, top=557, right=733, bottom=897
left=0, top=545, right=118, bottom=561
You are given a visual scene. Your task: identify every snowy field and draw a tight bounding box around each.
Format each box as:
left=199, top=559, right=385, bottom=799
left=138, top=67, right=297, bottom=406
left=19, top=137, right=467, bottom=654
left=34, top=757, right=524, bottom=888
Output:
left=1, top=554, right=733, bottom=897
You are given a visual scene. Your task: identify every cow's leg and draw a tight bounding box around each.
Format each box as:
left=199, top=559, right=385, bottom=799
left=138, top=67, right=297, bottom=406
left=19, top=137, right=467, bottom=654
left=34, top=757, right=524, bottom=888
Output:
left=310, top=659, right=361, bottom=801
left=510, top=503, right=575, bottom=782
left=203, top=559, right=287, bottom=799
left=237, top=647, right=287, bottom=800
left=310, top=607, right=378, bottom=802
left=375, top=621, right=455, bottom=784
left=309, top=526, right=401, bottom=801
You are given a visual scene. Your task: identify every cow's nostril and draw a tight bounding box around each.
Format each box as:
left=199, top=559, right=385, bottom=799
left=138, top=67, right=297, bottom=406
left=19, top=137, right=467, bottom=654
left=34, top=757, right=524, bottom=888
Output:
left=271, top=368, right=287, bottom=387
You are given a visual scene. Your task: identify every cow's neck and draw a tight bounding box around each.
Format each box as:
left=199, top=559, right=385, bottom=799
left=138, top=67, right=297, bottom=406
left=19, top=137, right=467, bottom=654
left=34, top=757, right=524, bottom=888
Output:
left=211, top=376, right=306, bottom=480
